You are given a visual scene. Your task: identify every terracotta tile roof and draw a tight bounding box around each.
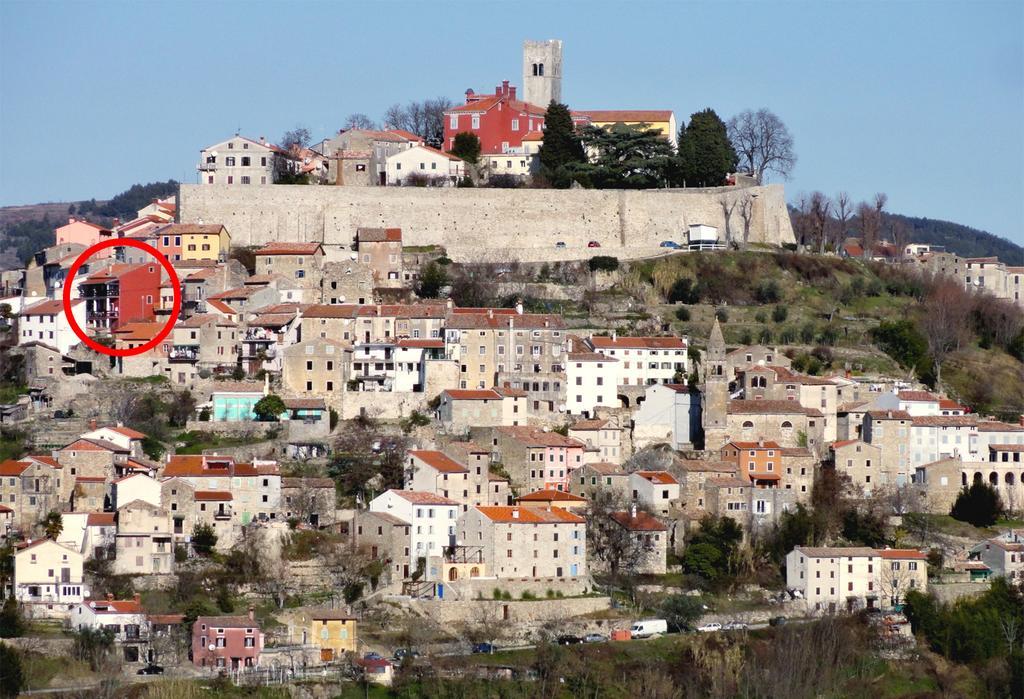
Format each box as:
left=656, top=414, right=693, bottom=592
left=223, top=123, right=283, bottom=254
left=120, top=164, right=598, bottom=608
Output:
left=0, top=460, right=29, bottom=476
left=206, top=299, right=237, bottom=315
left=610, top=510, right=667, bottom=531
left=446, top=312, right=565, bottom=330
left=795, top=546, right=878, bottom=558
left=208, top=286, right=259, bottom=301
left=726, top=441, right=782, bottom=450
left=0, top=505, right=12, bottom=513
left=85, top=598, right=144, bottom=614
left=569, top=419, right=609, bottom=431
left=583, top=462, right=626, bottom=476
left=23, top=455, right=61, bottom=468
left=256, top=242, right=323, bottom=256
left=162, top=454, right=236, bottom=477
left=990, top=444, right=1024, bottom=452
left=475, top=505, right=585, bottom=524
left=635, top=470, right=678, bottom=485
left=865, top=410, right=913, bottom=420
left=82, top=263, right=153, bottom=283
left=590, top=336, right=686, bottom=350
left=706, top=476, right=753, bottom=488
left=176, top=313, right=219, bottom=329
left=87, top=513, right=116, bottom=526
left=20, top=299, right=82, bottom=316
left=759, top=366, right=837, bottom=386
left=389, top=489, right=459, bottom=505
left=301, top=304, right=359, bottom=319
left=910, top=416, right=978, bottom=427
left=409, top=450, right=468, bottom=474
left=109, top=426, right=147, bottom=439
left=568, top=351, right=615, bottom=362
left=575, top=110, right=674, bottom=123
left=898, top=390, right=940, bottom=402
left=977, top=421, right=1024, bottom=433
left=939, top=399, right=966, bottom=411
left=114, top=322, right=163, bottom=342
left=61, top=438, right=122, bottom=453
left=194, top=490, right=232, bottom=501
left=163, top=224, right=227, bottom=236
left=195, top=614, right=260, bottom=629
left=443, top=389, right=501, bottom=401
left=75, top=476, right=106, bottom=483
left=495, top=426, right=584, bottom=448
left=356, top=228, right=402, bottom=243
left=522, top=131, right=545, bottom=141
left=495, top=386, right=527, bottom=398
left=148, top=614, right=185, bottom=624
left=876, top=548, right=928, bottom=560
left=249, top=313, right=296, bottom=328
left=517, top=489, right=586, bottom=503
left=282, top=398, right=326, bottom=410
left=727, top=400, right=824, bottom=417
left=387, top=129, right=425, bottom=143
left=830, top=439, right=864, bottom=449
left=662, top=383, right=694, bottom=393
left=675, top=459, right=737, bottom=473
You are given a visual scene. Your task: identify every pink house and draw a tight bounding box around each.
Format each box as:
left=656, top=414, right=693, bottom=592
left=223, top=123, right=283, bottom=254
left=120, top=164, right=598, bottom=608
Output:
left=56, top=218, right=113, bottom=258
left=493, top=426, right=586, bottom=492
left=192, top=608, right=263, bottom=670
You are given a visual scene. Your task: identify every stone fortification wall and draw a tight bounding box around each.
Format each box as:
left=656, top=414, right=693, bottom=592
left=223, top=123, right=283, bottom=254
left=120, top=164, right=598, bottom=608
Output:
left=179, top=184, right=794, bottom=262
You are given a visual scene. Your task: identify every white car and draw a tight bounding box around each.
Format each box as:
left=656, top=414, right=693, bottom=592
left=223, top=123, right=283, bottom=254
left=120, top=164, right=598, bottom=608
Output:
left=697, top=622, right=722, bottom=633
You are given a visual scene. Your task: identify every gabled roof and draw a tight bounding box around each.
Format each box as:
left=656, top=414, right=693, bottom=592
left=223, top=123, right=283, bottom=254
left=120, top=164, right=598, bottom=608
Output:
left=634, top=470, right=678, bottom=485
left=610, top=510, right=667, bottom=531
left=876, top=548, right=928, bottom=560
left=495, top=426, right=583, bottom=448
left=517, top=489, right=586, bottom=503
left=161, top=224, right=226, bottom=236
left=575, top=110, right=674, bottom=123
left=20, top=299, right=83, bottom=316
left=0, top=460, right=29, bottom=477
left=725, top=440, right=782, bottom=450
left=387, top=129, right=425, bottom=143
left=443, top=389, right=502, bottom=401
left=409, top=450, right=468, bottom=474
left=910, top=415, right=978, bottom=427
left=282, top=398, right=326, bottom=410
left=866, top=410, right=913, bottom=420
left=977, top=421, right=1024, bottom=433
left=387, top=489, right=459, bottom=506
left=195, top=490, right=233, bottom=501
left=60, top=438, right=122, bottom=453
left=589, top=336, right=686, bottom=350
left=445, top=312, right=565, bottom=330
left=356, top=228, right=403, bottom=243
left=727, top=400, right=823, bottom=417
left=206, top=299, right=237, bottom=315
left=475, top=506, right=585, bottom=524
left=87, top=513, right=116, bottom=526
left=85, top=598, right=144, bottom=615
left=795, top=546, right=878, bottom=558
left=582, top=462, right=626, bottom=476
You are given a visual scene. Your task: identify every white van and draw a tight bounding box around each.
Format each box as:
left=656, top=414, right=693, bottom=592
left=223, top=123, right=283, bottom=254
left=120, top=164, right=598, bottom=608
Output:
left=630, top=619, right=668, bottom=638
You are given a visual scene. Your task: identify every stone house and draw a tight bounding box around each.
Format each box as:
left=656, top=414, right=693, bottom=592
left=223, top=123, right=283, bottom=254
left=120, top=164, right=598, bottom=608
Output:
left=437, top=387, right=527, bottom=434
left=71, top=595, right=149, bottom=663
left=321, top=261, right=376, bottom=306
left=286, top=608, right=358, bottom=661
left=862, top=410, right=914, bottom=486
left=312, top=129, right=416, bottom=186
left=198, top=134, right=287, bottom=185
left=629, top=471, right=680, bottom=517
left=632, top=383, right=701, bottom=450
left=725, top=400, right=826, bottom=451
left=608, top=509, right=667, bottom=575
left=877, top=549, right=929, bottom=606
left=568, top=461, right=628, bottom=501
left=160, top=455, right=282, bottom=526
left=353, top=510, right=413, bottom=581
left=57, top=437, right=125, bottom=483
left=0, top=455, right=64, bottom=534
left=406, top=450, right=474, bottom=513
left=355, top=228, right=404, bottom=289
left=970, top=534, right=1024, bottom=582
left=472, top=425, right=586, bottom=493
left=720, top=440, right=785, bottom=488
left=254, top=242, right=325, bottom=293
left=112, top=500, right=174, bottom=575
left=786, top=546, right=881, bottom=613
left=830, top=440, right=884, bottom=495
left=564, top=343, right=621, bottom=417
left=161, top=476, right=197, bottom=543
left=739, top=366, right=839, bottom=442
left=568, top=417, right=625, bottom=464
left=368, top=489, right=459, bottom=569
left=165, top=313, right=239, bottom=385
left=281, top=338, right=349, bottom=409
left=457, top=505, right=587, bottom=579
left=674, top=459, right=738, bottom=514
left=111, top=473, right=161, bottom=509
left=725, top=344, right=791, bottom=381
left=280, top=477, right=336, bottom=527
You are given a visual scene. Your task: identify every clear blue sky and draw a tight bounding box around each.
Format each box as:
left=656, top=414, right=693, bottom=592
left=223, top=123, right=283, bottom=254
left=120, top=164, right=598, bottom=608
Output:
left=1, top=0, right=1022, bottom=249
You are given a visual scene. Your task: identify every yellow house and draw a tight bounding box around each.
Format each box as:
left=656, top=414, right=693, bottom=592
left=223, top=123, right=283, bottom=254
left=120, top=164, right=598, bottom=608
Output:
left=178, top=224, right=230, bottom=262
left=297, top=609, right=358, bottom=661
left=574, top=110, right=678, bottom=148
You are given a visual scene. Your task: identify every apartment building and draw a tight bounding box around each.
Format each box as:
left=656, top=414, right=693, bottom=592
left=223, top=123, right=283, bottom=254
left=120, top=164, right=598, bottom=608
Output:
left=18, top=299, right=87, bottom=354
left=254, top=242, right=324, bottom=292
left=368, top=489, right=459, bottom=565
left=786, top=546, right=881, bottom=612
left=198, top=135, right=286, bottom=185
left=78, top=263, right=161, bottom=332
left=629, top=471, right=681, bottom=517
left=14, top=539, right=88, bottom=615
left=474, top=425, right=586, bottom=493
left=587, top=334, right=688, bottom=387
left=192, top=609, right=264, bottom=670
left=437, top=387, right=527, bottom=433
left=567, top=417, right=625, bottom=464
left=565, top=338, right=621, bottom=416
left=830, top=439, right=884, bottom=494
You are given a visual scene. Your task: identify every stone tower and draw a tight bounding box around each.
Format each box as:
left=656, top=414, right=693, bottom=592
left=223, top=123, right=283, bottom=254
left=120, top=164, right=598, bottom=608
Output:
left=522, top=39, right=563, bottom=108
left=701, top=317, right=730, bottom=450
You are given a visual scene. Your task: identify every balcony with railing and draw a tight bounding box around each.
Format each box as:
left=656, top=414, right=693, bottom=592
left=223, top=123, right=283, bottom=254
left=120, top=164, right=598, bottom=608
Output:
left=198, top=161, right=218, bottom=172
left=169, top=345, right=200, bottom=362
left=243, top=328, right=276, bottom=343
left=80, top=281, right=118, bottom=298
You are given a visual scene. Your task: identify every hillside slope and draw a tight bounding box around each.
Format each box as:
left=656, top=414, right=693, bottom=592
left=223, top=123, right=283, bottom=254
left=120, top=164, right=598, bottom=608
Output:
left=885, top=212, right=1023, bottom=262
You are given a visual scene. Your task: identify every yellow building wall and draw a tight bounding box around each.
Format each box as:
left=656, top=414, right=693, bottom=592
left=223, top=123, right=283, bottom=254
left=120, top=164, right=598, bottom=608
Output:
left=312, top=618, right=358, bottom=658
left=181, top=230, right=231, bottom=261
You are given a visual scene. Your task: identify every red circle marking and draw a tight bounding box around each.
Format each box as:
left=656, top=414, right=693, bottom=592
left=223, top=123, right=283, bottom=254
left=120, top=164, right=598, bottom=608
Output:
left=62, top=238, right=182, bottom=357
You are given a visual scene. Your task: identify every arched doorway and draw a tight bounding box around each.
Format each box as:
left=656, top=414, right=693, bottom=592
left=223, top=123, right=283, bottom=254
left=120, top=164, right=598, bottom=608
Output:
left=990, top=472, right=999, bottom=486
left=470, top=567, right=480, bottom=578
left=448, top=567, right=458, bottom=581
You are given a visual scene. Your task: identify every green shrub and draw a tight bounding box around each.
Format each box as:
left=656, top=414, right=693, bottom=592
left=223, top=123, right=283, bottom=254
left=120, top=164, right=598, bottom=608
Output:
left=588, top=256, right=619, bottom=272
left=772, top=305, right=788, bottom=323
left=715, top=308, right=729, bottom=323
left=675, top=307, right=691, bottom=322
left=521, top=591, right=537, bottom=600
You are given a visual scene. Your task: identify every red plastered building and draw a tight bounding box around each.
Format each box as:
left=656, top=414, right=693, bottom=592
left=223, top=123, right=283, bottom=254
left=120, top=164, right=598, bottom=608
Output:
left=443, top=80, right=546, bottom=155
left=79, top=263, right=162, bottom=332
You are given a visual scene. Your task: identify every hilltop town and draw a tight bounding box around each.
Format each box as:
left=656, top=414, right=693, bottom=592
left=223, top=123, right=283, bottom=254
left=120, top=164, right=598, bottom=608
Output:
left=0, top=38, right=1022, bottom=699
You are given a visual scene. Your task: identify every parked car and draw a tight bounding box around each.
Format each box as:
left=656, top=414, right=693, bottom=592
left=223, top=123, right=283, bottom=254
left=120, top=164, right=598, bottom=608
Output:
left=660, top=240, right=679, bottom=248
left=555, top=241, right=567, bottom=249
left=697, top=622, right=722, bottom=633
left=393, top=648, right=420, bottom=661
left=629, top=619, right=668, bottom=638
left=722, top=621, right=748, bottom=631
left=363, top=651, right=383, bottom=660
left=472, top=642, right=497, bottom=654
left=556, top=634, right=584, bottom=645
left=583, top=633, right=608, bottom=643
left=769, top=616, right=787, bottom=627
left=136, top=665, right=164, bottom=675
left=588, top=240, right=601, bottom=248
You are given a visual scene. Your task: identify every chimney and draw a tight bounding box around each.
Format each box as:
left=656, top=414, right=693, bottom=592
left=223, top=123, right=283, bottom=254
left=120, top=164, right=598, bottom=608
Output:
left=630, top=503, right=637, bottom=519
left=134, top=593, right=141, bottom=603
left=487, top=309, right=493, bottom=319
left=512, top=509, right=520, bottom=519
left=106, top=593, right=114, bottom=601
left=259, top=136, right=266, bottom=145
left=611, top=331, right=617, bottom=342
left=509, top=85, right=517, bottom=101
left=248, top=606, right=255, bottom=621
left=89, top=419, right=97, bottom=430
left=515, top=299, right=524, bottom=315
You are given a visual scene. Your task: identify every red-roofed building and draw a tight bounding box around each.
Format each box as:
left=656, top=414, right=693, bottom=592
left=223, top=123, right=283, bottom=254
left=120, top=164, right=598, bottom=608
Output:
left=586, top=334, right=688, bottom=388
left=457, top=505, right=586, bottom=579
left=515, top=488, right=587, bottom=511
left=254, top=242, right=324, bottom=291
left=17, top=298, right=87, bottom=354
left=438, top=387, right=527, bottom=433
left=198, top=134, right=292, bottom=186
left=629, top=471, right=680, bottom=517
left=720, top=440, right=785, bottom=488
left=56, top=218, right=113, bottom=256
left=369, top=489, right=459, bottom=566
left=478, top=426, right=586, bottom=493
left=192, top=608, right=264, bottom=670
left=607, top=508, right=668, bottom=574
left=72, top=594, right=149, bottom=654
left=355, top=228, right=403, bottom=289
left=79, top=263, right=161, bottom=332
left=443, top=80, right=547, bottom=155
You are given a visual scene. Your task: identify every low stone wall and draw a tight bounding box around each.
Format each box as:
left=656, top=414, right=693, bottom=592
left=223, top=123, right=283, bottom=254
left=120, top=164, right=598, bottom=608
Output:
left=181, top=420, right=279, bottom=437
left=406, top=595, right=610, bottom=625
left=930, top=581, right=991, bottom=603
left=340, top=391, right=430, bottom=420
left=444, top=576, right=594, bottom=601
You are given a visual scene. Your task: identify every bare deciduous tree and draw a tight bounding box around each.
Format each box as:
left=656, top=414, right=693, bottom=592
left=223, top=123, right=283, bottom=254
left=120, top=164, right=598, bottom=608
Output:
left=727, top=108, right=797, bottom=182
left=809, top=191, right=832, bottom=255
left=344, top=113, right=377, bottom=130
left=919, top=278, right=974, bottom=387
left=382, top=98, right=454, bottom=147
left=833, top=192, right=852, bottom=252
left=279, top=126, right=311, bottom=150
left=720, top=198, right=737, bottom=248
left=856, top=202, right=878, bottom=260
left=737, top=193, right=755, bottom=248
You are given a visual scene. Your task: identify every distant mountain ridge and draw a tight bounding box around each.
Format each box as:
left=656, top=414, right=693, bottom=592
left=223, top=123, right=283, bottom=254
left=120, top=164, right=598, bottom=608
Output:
left=884, top=212, right=1023, bottom=263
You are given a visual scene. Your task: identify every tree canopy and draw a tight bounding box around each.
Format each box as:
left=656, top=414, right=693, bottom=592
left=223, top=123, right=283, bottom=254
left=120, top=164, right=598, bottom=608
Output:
left=450, top=132, right=481, bottom=164
left=728, top=108, right=796, bottom=182
left=537, top=101, right=586, bottom=188
left=253, top=394, right=286, bottom=422
left=674, top=108, right=737, bottom=187
left=576, top=123, right=675, bottom=189
left=950, top=481, right=1004, bottom=527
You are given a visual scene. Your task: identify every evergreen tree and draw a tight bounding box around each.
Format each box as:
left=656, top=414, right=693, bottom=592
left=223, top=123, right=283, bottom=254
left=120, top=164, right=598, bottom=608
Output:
left=675, top=108, right=737, bottom=187
left=449, top=132, right=481, bottom=164
left=537, top=101, right=586, bottom=188
left=950, top=481, right=1004, bottom=527
left=0, top=643, right=24, bottom=698
left=253, top=394, right=286, bottom=422
left=576, top=123, right=675, bottom=189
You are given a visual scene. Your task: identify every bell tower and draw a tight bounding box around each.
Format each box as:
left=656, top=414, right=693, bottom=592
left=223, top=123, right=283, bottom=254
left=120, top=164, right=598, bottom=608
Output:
left=702, top=317, right=729, bottom=450
left=522, top=39, right=563, bottom=108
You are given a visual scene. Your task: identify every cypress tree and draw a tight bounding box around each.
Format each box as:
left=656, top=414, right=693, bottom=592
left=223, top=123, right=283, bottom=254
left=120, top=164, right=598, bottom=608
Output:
left=538, top=101, right=586, bottom=188
left=675, top=108, right=738, bottom=187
